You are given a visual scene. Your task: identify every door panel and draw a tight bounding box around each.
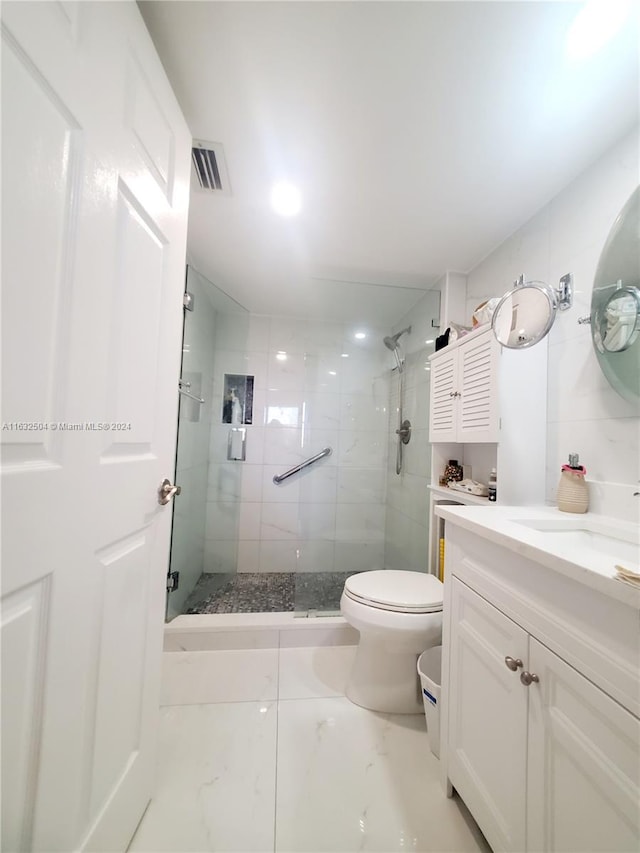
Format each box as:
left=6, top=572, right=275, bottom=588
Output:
left=429, top=349, right=457, bottom=442
left=1, top=2, right=190, bottom=850
left=527, top=638, right=640, bottom=852
left=458, top=331, right=499, bottom=442
left=448, top=578, right=528, bottom=852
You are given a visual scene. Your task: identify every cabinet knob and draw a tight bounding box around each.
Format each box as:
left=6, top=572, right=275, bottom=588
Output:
left=504, top=656, right=523, bottom=671
left=520, top=671, right=540, bottom=686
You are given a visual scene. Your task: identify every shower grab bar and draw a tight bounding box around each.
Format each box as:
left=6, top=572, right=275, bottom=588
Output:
left=273, top=447, right=332, bottom=484
left=178, top=381, right=205, bottom=404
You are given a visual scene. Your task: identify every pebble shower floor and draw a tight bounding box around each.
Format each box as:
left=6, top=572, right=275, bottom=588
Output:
left=183, top=571, right=353, bottom=614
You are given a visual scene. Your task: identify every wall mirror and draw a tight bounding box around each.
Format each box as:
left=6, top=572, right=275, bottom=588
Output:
left=590, top=186, right=640, bottom=405
left=492, top=274, right=573, bottom=349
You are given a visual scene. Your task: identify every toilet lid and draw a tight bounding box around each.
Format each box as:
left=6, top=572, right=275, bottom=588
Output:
left=344, top=570, right=443, bottom=614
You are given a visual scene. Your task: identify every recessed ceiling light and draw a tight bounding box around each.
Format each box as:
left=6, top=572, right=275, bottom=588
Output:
left=566, top=0, right=632, bottom=61
left=354, top=332, right=366, bottom=340
left=270, top=181, right=302, bottom=216
left=328, top=370, right=337, bottom=376
left=341, top=353, right=349, bottom=358
left=276, top=351, right=287, bottom=361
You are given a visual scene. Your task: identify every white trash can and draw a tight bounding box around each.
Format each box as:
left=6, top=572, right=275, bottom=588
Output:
left=417, top=646, right=442, bottom=758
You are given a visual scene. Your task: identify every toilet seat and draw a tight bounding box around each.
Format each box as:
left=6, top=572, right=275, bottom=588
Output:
left=344, top=570, right=443, bottom=614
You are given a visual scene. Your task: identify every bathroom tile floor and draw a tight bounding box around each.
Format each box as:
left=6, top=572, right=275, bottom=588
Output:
left=129, top=646, right=490, bottom=853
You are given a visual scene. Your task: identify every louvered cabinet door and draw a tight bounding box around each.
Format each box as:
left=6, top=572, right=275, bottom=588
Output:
left=429, top=348, right=458, bottom=442
left=458, top=330, right=500, bottom=442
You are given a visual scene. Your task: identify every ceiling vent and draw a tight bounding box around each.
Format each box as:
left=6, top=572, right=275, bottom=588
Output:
left=191, top=139, right=231, bottom=195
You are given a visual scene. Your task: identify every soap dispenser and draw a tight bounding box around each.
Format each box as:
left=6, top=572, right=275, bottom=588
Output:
left=557, top=453, right=589, bottom=514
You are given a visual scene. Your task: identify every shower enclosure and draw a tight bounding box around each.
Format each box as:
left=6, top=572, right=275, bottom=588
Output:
left=167, top=266, right=440, bottom=619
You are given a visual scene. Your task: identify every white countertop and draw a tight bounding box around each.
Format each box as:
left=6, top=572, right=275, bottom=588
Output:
left=435, top=504, right=640, bottom=608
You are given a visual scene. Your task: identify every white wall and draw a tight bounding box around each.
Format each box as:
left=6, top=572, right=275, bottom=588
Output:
left=465, top=129, right=640, bottom=521
left=384, top=291, right=440, bottom=570
left=204, top=315, right=390, bottom=574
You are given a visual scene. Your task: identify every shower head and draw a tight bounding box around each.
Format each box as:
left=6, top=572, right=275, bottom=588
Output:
left=383, top=326, right=411, bottom=372
left=383, top=326, right=412, bottom=351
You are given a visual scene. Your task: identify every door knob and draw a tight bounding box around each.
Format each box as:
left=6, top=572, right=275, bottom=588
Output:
left=520, top=671, right=540, bottom=686
left=505, top=656, right=523, bottom=671
left=158, top=478, right=182, bottom=505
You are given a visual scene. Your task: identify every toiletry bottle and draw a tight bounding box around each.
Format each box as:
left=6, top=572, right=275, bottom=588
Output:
left=488, top=468, right=497, bottom=502
left=444, top=459, right=463, bottom=483
left=557, top=453, right=588, bottom=513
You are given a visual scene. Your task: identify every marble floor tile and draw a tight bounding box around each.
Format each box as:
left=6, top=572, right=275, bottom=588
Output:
left=161, top=649, right=278, bottom=706
left=128, top=702, right=277, bottom=852
left=278, top=645, right=357, bottom=700
left=275, top=697, right=489, bottom=853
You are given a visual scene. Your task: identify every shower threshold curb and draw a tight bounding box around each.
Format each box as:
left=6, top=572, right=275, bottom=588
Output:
left=164, top=612, right=357, bottom=652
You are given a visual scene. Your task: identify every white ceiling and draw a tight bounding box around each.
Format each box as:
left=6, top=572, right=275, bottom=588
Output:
left=139, top=1, right=639, bottom=321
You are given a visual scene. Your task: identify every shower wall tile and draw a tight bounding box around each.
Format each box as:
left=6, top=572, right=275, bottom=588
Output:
left=241, top=465, right=264, bottom=502
left=206, top=313, right=392, bottom=579
left=211, top=350, right=268, bottom=394
left=239, top=502, right=262, bottom=540
left=305, top=392, right=342, bottom=429
left=337, top=468, right=387, bottom=504
left=297, top=465, right=337, bottom=503
left=237, top=540, right=260, bottom=573
left=340, top=395, right=390, bottom=432
left=259, top=540, right=299, bottom=573
left=266, top=351, right=308, bottom=392
left=262, top=467, right=302, bottom=503
left=260, top=503, right=300, bottom=540
left=297, top=503, right=336, bottom=540
left=335, top=504, right=385, bottom=542
left=296, top=540, right=335, bottom=573
left=204, top=539, right=238, bottom=574
left=334, top=541, right=385, bottom=573
left=337, top=429, right=387, bottom=468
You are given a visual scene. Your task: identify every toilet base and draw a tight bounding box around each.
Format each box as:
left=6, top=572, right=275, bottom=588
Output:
left=345, top=634, right=424, bottom=714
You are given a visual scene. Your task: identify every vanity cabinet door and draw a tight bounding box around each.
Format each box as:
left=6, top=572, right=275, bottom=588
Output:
left=526, top=638, right=640, bottom=853
left=429, top=348, right=458, bottom=442
left=448, top=578, right=528, bottom=853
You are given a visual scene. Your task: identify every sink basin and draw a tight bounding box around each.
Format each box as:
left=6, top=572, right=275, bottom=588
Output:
left=513, top=518, right=640, bottom=567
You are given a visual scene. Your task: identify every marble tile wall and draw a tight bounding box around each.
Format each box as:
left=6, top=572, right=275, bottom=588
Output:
left=168, top=268, right=218, bottom=619
left=204, top=316, right=391, bottom=573
left=384, top=291, right=440, bottom=570
left=465, top=129, right=640, bottom=522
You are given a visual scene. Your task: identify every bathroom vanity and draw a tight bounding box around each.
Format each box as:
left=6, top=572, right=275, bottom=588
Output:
left=436, top=505, right=640, bottom=853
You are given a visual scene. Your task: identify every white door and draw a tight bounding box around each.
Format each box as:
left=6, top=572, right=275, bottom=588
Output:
left=447, top=578, right=528, bottom=853
left=429, top=348, right=458, bottom=442
left=527, top=638, right=640, bottom=852
left=457, top=330, right=499, bottom=443
left=1, top=3, right=190, bottom=850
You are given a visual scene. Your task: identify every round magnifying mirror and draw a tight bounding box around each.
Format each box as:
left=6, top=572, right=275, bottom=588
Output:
left=590, top=186, right=640, bottom=406
left=491, top=281, right=555, bottom=348
left=593, top=286, right=640, bottom=354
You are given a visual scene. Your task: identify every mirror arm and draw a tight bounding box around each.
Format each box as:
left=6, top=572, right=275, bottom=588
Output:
left=557, top=273, right=573, bottom=310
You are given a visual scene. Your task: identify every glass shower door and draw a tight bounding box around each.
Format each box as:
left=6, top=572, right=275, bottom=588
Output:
left=166, top=266, right=249, bottom=619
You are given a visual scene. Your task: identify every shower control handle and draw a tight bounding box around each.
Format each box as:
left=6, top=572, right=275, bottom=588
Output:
left=395, top=419, right=412, bottom=445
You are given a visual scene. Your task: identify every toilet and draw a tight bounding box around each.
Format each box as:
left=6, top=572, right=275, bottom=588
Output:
left=340, top=570, right=444, bottom=714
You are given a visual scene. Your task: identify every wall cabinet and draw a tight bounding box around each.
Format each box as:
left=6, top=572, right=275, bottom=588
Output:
left=442, top=526, right=640, bottom=853
left=429, top=328, right=499, bottom=443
